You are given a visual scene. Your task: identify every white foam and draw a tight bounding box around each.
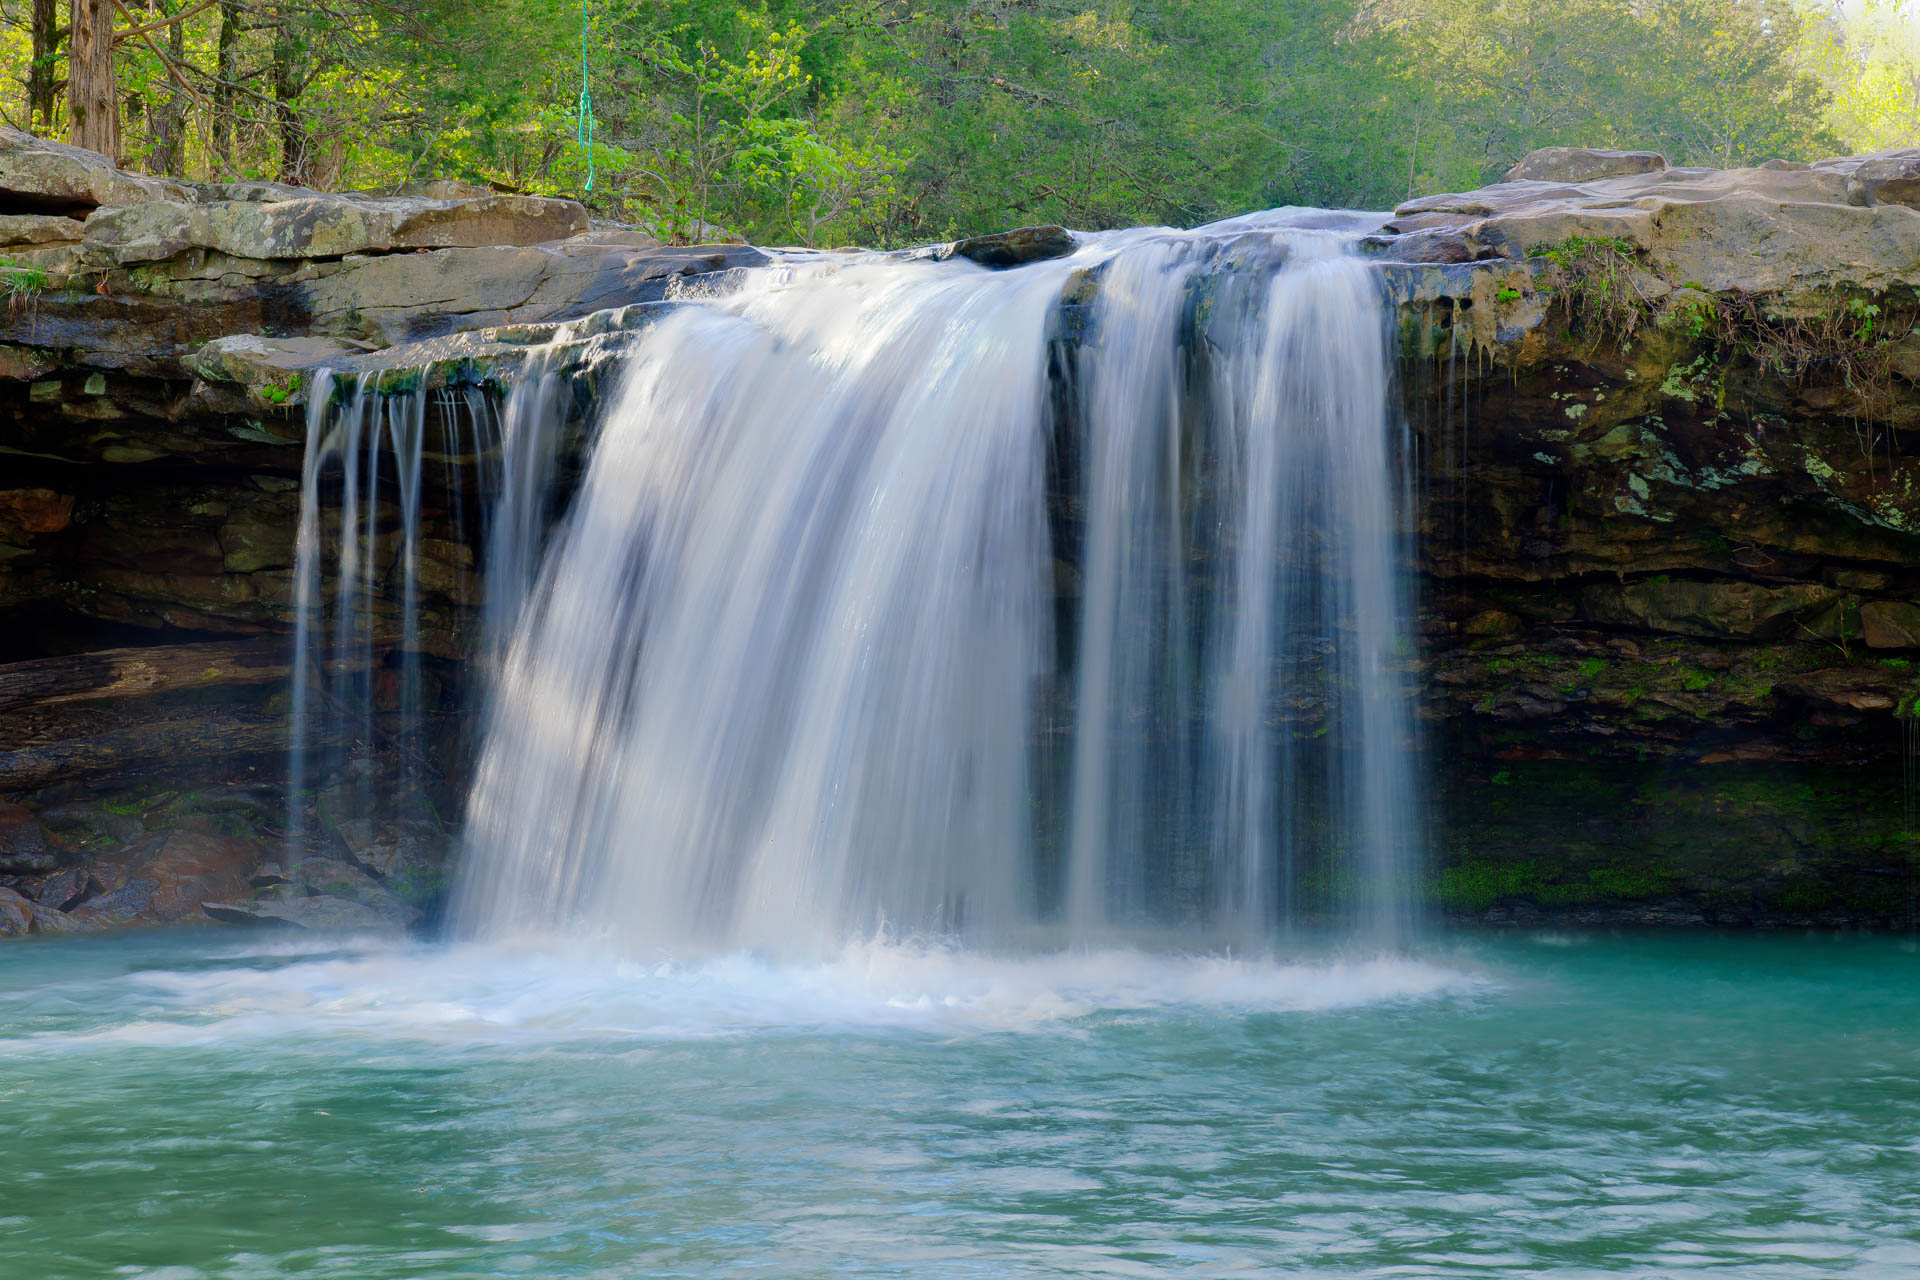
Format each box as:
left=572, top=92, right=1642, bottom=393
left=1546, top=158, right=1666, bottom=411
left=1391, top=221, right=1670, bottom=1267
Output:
left=9, top=937, right=1492, bottom=1052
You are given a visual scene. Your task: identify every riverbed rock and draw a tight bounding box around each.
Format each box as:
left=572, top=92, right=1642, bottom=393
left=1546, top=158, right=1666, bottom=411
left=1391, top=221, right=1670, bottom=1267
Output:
left=0, top=801, right=55, bottom=874
left=202, top=893, right=403, bottom=933
left=68, top=830, right=259, bottom=926
left=293, top=857, right=422, bottom=927
left=0, top=885, right=31, bottom=934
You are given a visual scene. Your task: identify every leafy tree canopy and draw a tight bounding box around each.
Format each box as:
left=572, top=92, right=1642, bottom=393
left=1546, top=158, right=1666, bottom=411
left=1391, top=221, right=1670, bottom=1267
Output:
left=0, top=0, right=1910, bottom=246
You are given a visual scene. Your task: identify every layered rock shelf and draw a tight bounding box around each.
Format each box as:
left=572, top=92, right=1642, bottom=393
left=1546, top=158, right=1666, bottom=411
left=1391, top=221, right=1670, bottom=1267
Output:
left=3, top=128, right=1919, bottom=933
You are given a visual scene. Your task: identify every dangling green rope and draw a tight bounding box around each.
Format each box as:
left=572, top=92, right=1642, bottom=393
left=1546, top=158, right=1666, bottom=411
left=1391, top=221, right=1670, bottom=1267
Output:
left=577, top=1, right=596, bottom=195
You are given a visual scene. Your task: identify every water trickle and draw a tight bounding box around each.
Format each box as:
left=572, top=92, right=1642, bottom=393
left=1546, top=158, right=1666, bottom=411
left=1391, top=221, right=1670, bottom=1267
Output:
left=285, top=366, right=567, bottom=857
left=452, top=215, right=1423, bottom=953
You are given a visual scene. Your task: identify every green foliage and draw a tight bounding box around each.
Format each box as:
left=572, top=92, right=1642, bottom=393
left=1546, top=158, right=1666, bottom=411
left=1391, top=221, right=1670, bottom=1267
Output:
left=257, top=372, right=303, bottom=405
left=0, top=0, right=1894, bottom=245
left=0, top=255, right=46, bottom=293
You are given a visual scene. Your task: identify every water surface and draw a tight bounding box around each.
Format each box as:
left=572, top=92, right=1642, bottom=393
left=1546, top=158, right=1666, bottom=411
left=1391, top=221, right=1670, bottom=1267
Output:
left=3, top=931, right=1915, bottom=1278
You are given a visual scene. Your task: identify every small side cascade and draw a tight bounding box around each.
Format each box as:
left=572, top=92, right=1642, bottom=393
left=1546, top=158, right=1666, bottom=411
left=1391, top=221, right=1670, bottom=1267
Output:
left=284, top=362, right=569, bottom=871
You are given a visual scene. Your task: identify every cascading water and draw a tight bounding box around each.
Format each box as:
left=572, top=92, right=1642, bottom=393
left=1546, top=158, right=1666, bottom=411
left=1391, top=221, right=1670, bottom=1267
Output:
left=284, top=365, right=567, bottom=856
left=450, top=214, right=1422, bottom=953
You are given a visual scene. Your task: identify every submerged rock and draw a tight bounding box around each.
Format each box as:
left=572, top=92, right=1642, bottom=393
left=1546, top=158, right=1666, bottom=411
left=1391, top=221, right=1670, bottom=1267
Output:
left=202, top=893, right=403, bottom=933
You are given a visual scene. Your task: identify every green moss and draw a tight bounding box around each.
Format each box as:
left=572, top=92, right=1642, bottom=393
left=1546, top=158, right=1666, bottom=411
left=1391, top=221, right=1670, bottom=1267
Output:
left=257, top=373, right=303, bottom=405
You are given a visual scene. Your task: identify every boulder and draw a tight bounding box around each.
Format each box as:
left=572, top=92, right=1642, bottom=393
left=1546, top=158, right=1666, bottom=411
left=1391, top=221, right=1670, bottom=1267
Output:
left=1834, top=148, right=1920, bottom=210
left=0, top=126, right=192, bottom=214
left=68, top=830, right=258, bottom=926
left=1860, top=601, right=1920, bottom=649
left=0, top=800, right=55, bottom=874
left=0, top=885, right=30, bottom=935
left=1579, top=580, right=1839, bottom=640
left=0, top=488, right=74, bottom=535
left=941, top=225, right=1077, bottom=268
left=0, top=884, right=78, bottom=936
left=28, top=863, right=87, bottom=910
left=334, top=817, right=451, bottom=908
left=294, top=856, right=422, bottom=927
left=1500, top=147, right=1668, bottom=184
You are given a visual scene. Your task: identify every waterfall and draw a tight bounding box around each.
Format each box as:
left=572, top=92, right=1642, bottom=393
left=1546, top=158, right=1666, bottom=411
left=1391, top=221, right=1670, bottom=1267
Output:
left=284, top=366, right=566, bottom=859
left=448, top=215, right=1422, bottom=953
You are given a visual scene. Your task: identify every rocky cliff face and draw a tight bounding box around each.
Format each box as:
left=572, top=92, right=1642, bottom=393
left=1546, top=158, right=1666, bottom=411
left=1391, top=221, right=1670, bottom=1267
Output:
left=2, top=130, right=1918, bottom=934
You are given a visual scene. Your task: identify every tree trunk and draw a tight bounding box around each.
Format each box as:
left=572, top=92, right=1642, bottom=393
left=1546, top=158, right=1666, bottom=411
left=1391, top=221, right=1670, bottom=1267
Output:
left=271, top=10, right=307, bottom=184
left=29, top=0, right=63, bottom=132
left=67, top=0, right=118, bottom=161
left=212, top=0, right=237, bottom=173
left=150, top=2, right=188, bottom=176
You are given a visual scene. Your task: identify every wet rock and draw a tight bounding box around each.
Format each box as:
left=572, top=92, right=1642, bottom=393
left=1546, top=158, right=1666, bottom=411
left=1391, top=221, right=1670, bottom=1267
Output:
left=0, top=488, right=75, bottom=535
left=183, top=334, right=363, bottom=401
left=335, top=817, right=451, bottom=910
left=1860, top=601, right=1920, bottom=650
left=1462, top=609, right=1523, bottom=638
left=0, top=884, right=77, bottom=936
left=294, top=857, right=421, bottom=927
left=942, top=225, right=1076, bottom=268
left=68, top=830, right=258, bottom=926
left=0, top=885, right=30, bottom=934
left=0, top=801, right=55, bottom=874
left=1501, top=147, right=1669, bottom=184
left=202, top=893, right=403, bottom=933
left=1775, top=667, right=1903, bottom=716
left=28, top=863, right=87, bottom=909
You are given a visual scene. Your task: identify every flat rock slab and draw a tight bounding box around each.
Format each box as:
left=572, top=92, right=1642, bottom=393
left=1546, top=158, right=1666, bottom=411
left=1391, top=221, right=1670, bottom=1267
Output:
left=203, top=894, right=405, bottom=933
left=0, top=125, right=191, bottom=214
left=85, top=191, right=589, bottom=265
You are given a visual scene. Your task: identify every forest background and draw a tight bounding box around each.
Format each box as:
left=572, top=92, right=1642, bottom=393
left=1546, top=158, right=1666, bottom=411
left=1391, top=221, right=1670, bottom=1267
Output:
left=2, top=0, right=1916, bottom=246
